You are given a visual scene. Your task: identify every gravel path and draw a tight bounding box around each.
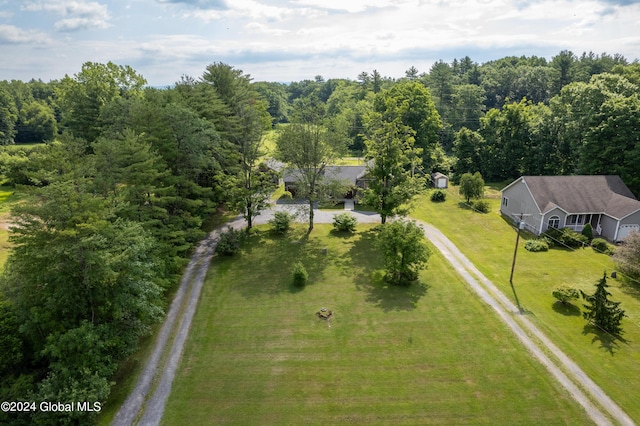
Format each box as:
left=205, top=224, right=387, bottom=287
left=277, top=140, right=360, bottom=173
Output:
left=113, top=207, right=634, bottom=426
left=419, top=221, right=634, bottom=426
left=112, top=205, right=380, bottom=425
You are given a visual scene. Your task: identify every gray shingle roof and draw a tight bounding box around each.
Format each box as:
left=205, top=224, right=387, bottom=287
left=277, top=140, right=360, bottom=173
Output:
left=520, top=175, right=640, bottom=219
left=283, top=165, right=367, bottom=185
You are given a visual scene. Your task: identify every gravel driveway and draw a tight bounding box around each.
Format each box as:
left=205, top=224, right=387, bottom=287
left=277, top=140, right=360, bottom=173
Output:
left=113, top=206, right=634, bottom=426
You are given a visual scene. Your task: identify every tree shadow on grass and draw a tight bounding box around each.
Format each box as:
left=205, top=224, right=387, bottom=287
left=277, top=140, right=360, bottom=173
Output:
left=552, top=301, right=581, bottom=316
left=457, top=201, right=472, bottom=211
left=619, top=277, right=640, bottom=302
left=329, top=229, right=357, bottom=239
left=357, top=270, right=430, bottom=312
left=222, top=227, right=329, bottom=297
left=582, top=324, right=629, bottom=355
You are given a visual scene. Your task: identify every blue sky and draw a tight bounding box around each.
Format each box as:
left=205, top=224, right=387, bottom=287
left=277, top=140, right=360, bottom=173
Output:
left=1, top=0, right=639, bottom=85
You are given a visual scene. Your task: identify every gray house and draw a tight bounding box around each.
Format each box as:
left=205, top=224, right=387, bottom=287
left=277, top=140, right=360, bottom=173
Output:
left=500, top=175, right=640, bottom=242
left=283, top=163, right=372, bottom=199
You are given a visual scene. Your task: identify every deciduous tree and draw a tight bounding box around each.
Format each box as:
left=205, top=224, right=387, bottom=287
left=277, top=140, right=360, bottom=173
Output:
left=276, top=96, right=347, bottom=231
left=376, top=220, right=431, bottom=286
left=613, top=232, right=640, bottom=281
left=459, top=171, right=484, bottom=203
left=362, top=116, right=424, bottom=224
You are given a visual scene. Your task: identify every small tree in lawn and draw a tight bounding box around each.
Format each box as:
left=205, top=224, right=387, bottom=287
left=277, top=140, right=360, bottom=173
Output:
left=376, top=220, right=431, bottom=286
left=552, top=286, right=579, bottom=305
left=292, top=261, right=308, bottom=287
left=459, top=171, right=484, bottom=203
left=581, top=272, right=625, bottom=335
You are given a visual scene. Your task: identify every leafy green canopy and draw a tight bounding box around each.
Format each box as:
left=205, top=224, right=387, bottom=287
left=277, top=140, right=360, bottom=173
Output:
left=376, top=220, right=431, bottom=286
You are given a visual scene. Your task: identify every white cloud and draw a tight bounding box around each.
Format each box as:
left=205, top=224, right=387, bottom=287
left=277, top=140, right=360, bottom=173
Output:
left=21, top=0, right=111, bottom=31
left=0, top=24, right=51, bottom=44
left=291, top=0, right=400, bottom=13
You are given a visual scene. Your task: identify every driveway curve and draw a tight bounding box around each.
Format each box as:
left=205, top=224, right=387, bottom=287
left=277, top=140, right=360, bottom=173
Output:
left=113, top=206, right=634, bottom=426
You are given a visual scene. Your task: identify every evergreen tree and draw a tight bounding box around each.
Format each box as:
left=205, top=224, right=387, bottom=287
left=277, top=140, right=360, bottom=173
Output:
left=581, top=272, right=625, bottom=335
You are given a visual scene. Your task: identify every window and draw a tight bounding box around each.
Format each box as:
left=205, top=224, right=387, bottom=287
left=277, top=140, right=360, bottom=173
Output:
left=502, top=197, right=508, bottom=207
left=548, top=216, right=560, bottom=229
left=567, top=214, right=584, bottom=225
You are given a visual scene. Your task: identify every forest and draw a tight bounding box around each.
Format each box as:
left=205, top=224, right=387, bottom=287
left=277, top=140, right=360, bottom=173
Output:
left=0, top=50, right=639, bottom=424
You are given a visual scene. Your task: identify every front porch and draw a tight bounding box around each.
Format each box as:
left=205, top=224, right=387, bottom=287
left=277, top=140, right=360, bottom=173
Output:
left=562, top=213, right=603, bottom=235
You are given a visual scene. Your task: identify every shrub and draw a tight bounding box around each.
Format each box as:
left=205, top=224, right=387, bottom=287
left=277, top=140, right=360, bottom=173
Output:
left=269, top=211, right=293, bottom=234
left=552, top=286, right=580, bottom=305
left=430, top=189, right=446, bottom=202
left=472, top=200, right=491, bottom=213
left=332, top=212, right=357, bottom=233
left=591, top=238, right=615, bottom=255
left=581, top=223, right=593, bottom=240
left=542, top=227, right=588, bottom=248
left=524, top=239, right=549, bottom=252
left=279, top=191, right=292, bottom=200
left=215, top=227, right=244, bottom=256
left=292, top=261, right=308, bottom=287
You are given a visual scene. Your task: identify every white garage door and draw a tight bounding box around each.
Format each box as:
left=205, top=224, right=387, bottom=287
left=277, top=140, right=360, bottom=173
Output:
left=618, top=224, right=640, bottom=241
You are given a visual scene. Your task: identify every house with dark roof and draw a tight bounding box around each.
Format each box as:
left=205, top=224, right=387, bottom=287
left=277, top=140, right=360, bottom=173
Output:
left=283, top=162, right=372, bottom=199
left=500, top=175, right=640, bottom=242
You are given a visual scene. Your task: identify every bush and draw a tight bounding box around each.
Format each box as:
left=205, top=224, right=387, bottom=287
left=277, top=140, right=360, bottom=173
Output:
left=524, top=239, right=549, bottom=252
left=292, top=261, right=308, bottom=287
left=591, top=238, right=615, bottom=255
left=581, top=223, right=593, bottom=240
left=542, top=227, right=589, bottom=248
left=472, top=200, right=491, bottom=213
left=279, top=191, right=292, bottom=200
left=552, top=286, right=580, bottom=305
left=332, top=212, right=357, bottom=232
left=269, top=211, right=293, bottom=234
left=430, top=189, right=446, bottom=202
left=215, top=227, right=244, bottom=256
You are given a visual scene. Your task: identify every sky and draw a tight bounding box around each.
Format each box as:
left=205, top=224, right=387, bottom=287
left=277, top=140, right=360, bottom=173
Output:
left=1, top=0, right=640, bottom=86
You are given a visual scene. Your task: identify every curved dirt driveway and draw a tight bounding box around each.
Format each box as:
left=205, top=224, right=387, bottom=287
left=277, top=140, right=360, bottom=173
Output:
left=113, top=207, right=634, bottom=426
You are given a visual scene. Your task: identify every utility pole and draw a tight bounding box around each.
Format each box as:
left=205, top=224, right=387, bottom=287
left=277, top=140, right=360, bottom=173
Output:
left=509, top=213, right=527, bottom=285
left=509, top=213, right=529, bottom=313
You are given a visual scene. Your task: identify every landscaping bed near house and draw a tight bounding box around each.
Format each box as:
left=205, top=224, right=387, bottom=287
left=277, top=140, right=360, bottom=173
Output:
left=412, top=184, right=640, bottom=422
left=162, top=224, right=590, bottom=425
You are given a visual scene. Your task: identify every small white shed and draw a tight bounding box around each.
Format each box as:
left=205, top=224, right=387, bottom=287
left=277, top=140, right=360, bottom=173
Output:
left=431, top=172, right=449, bottom=189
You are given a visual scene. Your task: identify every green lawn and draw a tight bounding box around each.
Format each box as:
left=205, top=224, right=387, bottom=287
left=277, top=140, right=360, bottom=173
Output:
left=412, top=186, right=640, bottom=422
left=333, top=157, right=366, bottom=166
left=163, top=224, right=591, bottom=425
left=0, top=185, right=24, bottom=267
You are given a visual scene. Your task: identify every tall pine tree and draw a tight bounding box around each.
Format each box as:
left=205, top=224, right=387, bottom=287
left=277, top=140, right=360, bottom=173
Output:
left=581, top=272, right=625, bottom=335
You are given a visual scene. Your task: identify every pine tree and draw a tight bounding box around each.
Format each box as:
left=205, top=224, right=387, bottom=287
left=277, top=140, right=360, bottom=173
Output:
left=581, top=272, right=625, bottom=335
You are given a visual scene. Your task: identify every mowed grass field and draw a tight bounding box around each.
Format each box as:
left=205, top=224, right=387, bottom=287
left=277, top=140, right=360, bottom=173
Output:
left=412, top=185, right=640, bottom=422
left=163, top=224, right=592, bottom=425
left=0, top=185, right=24, bottom=267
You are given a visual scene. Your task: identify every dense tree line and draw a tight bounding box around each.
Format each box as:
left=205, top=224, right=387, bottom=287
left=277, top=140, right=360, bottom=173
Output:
left=0, top=50, right=639, bottom=423
left=0, top=62, right=271, bottom=425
